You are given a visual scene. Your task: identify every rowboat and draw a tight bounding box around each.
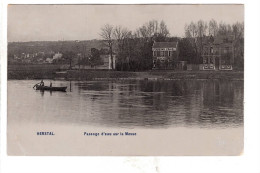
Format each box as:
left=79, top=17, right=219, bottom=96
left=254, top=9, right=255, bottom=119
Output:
left=34, top=84, right=67, bottom=92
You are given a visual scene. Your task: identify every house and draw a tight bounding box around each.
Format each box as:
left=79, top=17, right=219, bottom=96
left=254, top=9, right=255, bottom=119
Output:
left=53, top=52, right=63, bottom=60
left=99, top=54, right=116, bottom=70
left=152, top=42, right=179, bottom=69
left=201, top=35, right=234, bottom=70
left=45, top=58, right=53, bottom=64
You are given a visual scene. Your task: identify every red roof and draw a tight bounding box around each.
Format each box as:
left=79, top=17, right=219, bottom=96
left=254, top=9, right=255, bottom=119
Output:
left=152, top=42, right=178, bottom=48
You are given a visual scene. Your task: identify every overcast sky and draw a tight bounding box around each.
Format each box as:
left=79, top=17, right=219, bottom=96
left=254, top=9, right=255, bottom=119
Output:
left=8, top=4, right=244, bottom=42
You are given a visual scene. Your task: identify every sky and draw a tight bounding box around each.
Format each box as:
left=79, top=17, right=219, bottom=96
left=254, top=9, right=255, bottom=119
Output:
left=8, top=4, right=244, bottom=42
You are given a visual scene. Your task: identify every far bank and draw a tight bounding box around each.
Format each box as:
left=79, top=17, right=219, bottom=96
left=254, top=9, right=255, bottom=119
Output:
left=8, top=64, right=243, bottom=80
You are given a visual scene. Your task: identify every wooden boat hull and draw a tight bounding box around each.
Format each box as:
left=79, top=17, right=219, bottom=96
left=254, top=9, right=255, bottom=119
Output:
left=35, top=85, right=67, bottom=92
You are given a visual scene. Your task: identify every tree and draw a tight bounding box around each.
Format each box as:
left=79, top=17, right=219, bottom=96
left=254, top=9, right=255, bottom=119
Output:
left=136, top=20, right=170, bottom=41
left=196, top=20, right=208, bottom=61
left=185, top=22, right=199, bottom=63
left=208, top=19, right=218, bottom=36
left=232, top=22, right=244, bottom=39
left=89, top=48, right=103, bottom=67
left=113, top=25, right=131, bottom=51
left=178, top=38, right=197, bottom=63
left=184, top=20, right=208, bottom=64
left=100, top=24, right=114, bottom=70
left=152, top=33, right=167, bottom=42
left=232, top=22, right=244, bottom=69
left=148, top=20, right=159, bottom=36
left=159, top=20, right=170, bottom=37
left=62, top=51, right=76, bottom=69
left=185, top=22, right=198, bottom=38
left=113, top=26, right=132, bottom=70
left=218, top=22, right=232, bottom=36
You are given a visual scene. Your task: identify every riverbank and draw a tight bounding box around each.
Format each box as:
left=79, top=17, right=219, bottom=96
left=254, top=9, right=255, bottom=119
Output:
left=67, top=70, right=243, bottom=80
left=8, top=64, right=243, bottom=80
left=8, top=64, right=61, bottom=80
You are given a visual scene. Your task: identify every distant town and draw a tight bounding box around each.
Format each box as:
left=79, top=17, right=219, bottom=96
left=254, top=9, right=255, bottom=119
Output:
left=8, top=19, right=244, bottom=72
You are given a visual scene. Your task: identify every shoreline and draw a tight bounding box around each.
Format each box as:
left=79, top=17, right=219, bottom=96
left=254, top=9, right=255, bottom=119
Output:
left=8, top=64, right=244, bottom=80
left=8, top=69, right=244, bottom=81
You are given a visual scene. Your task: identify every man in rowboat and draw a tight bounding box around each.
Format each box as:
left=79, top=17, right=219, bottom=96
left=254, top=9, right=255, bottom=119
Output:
left=33, top=80, right=66, bottom=92
left=40, top=80, right=44, bottom=86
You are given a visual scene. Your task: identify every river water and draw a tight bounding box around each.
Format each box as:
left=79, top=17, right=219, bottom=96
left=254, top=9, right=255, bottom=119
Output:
left=7, top=79, right=244, bottom=155
left=8, top=79, right=243, bottom=129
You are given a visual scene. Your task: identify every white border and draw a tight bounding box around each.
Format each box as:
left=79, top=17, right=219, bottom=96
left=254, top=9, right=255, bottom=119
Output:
left=1, top=0, right=260, bottom=173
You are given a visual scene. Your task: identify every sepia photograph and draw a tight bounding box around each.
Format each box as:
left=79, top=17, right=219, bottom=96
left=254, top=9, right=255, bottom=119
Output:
left=7, top=4, right=244, bottom=156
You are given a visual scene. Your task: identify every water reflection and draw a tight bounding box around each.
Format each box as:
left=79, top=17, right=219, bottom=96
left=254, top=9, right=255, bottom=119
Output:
left=8, top=79, right=243, bottom=129
left=40, top=90, right=54, bottom=96
left=40, top=90, right=44, bottom=97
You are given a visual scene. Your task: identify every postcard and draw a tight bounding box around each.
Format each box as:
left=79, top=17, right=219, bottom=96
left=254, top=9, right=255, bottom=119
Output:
left=7, top=4, right=244, bottom=156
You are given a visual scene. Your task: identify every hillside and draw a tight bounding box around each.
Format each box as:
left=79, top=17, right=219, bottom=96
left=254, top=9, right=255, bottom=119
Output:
left=8, top=39, right=105, bottom=56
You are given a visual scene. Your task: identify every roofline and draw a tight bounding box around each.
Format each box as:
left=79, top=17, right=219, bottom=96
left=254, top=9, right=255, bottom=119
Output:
left=152, top=41, right=178, bottom=48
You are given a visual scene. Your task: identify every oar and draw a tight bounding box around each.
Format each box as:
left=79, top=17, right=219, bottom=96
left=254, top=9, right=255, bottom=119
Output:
left=33, top=83, right=40, bottom=89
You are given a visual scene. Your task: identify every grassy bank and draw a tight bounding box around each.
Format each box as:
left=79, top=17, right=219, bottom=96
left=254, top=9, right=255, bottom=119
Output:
left=67, top=70, right=138, bottom=80
left=8, top=64, right=62, bottom=80
left=149, top=70, right=244, bottom=80
left=8, top=64, right=243, bottom=80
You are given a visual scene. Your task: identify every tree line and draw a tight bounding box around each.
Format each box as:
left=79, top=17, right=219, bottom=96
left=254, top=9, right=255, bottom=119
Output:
left=99, top=19, right=244, bottom=71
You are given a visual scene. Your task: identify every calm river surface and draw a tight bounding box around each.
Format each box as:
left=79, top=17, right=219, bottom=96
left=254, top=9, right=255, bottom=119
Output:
left=8, top=79, right=243, bottom=129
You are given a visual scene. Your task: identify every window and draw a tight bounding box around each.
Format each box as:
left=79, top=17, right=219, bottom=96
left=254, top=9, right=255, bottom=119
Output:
left=210, top=57, right=214, bottom=64
left=160, top=51, right=164, bottom=56
left=203, top=57, right=207, bottom=64
left=210, top=47, right=213, bottom=54
left=203, top=47, right=207, bottom=55
left=168, top=51, right=171, bottom=56
left=205, top=48, right=208, bottom=55
left=215, top=48, right=219, bottom=55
